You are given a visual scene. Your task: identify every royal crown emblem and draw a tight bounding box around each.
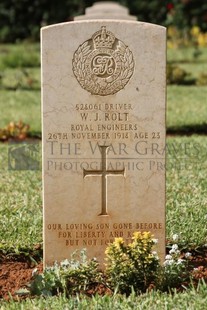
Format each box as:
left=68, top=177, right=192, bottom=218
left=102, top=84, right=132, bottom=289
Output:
left=72, top=26, right=134, bottom=96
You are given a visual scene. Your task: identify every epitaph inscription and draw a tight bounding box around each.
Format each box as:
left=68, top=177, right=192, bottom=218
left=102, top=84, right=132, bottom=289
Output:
left=72, top=26, right=134, bottom=96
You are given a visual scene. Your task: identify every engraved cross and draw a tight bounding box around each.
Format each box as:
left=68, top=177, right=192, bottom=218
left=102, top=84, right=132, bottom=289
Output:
left=83, top=145, right=125, bottom=216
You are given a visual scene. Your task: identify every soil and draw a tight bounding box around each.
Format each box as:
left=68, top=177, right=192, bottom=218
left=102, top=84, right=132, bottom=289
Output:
left=0, top=249, right=207, bottom=301
left=0, top=257, right=43, bottom=301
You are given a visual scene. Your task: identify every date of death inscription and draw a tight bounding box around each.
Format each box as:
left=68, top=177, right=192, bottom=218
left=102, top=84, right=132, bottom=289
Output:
left=47, top=222, right=163, bottom=247
left=47, top=130, right=161, bottom=141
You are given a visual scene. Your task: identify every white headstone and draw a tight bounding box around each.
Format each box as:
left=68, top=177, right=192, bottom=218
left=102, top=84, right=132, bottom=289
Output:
left=42, top=17, right=166, bottom=266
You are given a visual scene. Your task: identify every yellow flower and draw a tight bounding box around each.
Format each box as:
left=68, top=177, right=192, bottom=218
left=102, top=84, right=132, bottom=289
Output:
left=191, top=26, right=200, bottom=37
left=114, top=237, right=124, bottom=246
left=167, top=41, right=175, bottom=49
left=142, top=231, right=152, bottom=239
left=198, top=33, right=207, bottom=47
left=132, top=231, right=142, bottom=240
left=167, top=26, right=177, bottom=37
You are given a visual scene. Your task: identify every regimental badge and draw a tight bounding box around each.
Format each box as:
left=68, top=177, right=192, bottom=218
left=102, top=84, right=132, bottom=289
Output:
left=72, top=26, right=135, bottom=96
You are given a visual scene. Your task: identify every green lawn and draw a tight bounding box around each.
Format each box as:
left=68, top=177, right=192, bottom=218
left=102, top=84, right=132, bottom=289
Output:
left=0, top=44, right=206, bottom=136
left=167, top=86, right=207, bottom=131
left=167, top=46, right=207, bottom=63
left=0, top=282, right=207, bottom=309
left=0, top=135, right=206, bottom=254
left=1, top=84, right=206, bottom=136
left=0, top=43, right=207, bottom=308
left=0, top=90, right=41, bottom=134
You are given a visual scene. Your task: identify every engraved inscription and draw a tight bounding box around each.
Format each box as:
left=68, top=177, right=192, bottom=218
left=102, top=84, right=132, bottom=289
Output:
left=72, top=26, right=135, bottom=96
left=47, top=222, right=163, bottom=248
left=83, top=145, right=125, bottom=216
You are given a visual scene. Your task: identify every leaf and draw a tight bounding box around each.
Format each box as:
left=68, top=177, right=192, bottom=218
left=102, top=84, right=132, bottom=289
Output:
left=15, top=288, right=30, bottom=296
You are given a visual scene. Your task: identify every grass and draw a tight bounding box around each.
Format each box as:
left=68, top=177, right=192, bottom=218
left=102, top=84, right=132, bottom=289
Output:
left=167, top=46, right=207, bottom=63
left=0, top=136, right=206, bottom=255
left=0, top=43, right=206, bottom=307
left=166, top=136, right=207, bottom=249
left=0, top=43, right=40, bottom=69
left=1, top=68, right=40, bottom=90
left=0, top=143, right=42, bottom=254
left=0, top=90, right=41, bottom=135
left=2, top=85, right=206, bottom=137
left=177, top=62, right=207, bottom=79
left=167, top=86, right=207, bottom=132
left=0, top=44, right=206, bottom=136
left=0, top=281, right=207, bottom=309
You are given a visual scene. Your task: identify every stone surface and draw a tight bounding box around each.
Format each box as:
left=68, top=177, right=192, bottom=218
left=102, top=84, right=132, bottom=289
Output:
left=86, top=2, right=129, bottom=15
left=74, top=1, right=137, bottom=21
left=41, top=20, right=166, bottom=266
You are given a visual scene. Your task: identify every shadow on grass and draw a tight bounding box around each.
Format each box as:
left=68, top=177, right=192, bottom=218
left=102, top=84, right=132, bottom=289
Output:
left=28, top=131, right=42, bottom=139
left=168, top=60, right=207, bottom=64
left=167, top=123, right=207, bottom=136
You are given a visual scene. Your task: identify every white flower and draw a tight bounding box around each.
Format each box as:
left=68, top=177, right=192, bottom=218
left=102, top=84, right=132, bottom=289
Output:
left=152, top=238, right=158, bottom=244
left=32, top=268, right=38, bottom=277
left=172, top=244, right=178, bottom=250
left=185, top=252, right=192, bottom=258
left=177, top=259, right=184, bottom=265
left=174, top=249, right=180, bottom=256
left=169, top=249, right=175, bottom=254
left=152, top=251, right=159, bottom=259
left=165, top=254, right=172, bottom=260
left=60, top=259, right=70, bottom=267
left=172, top=234, right=179, bottom=241
left=164, top=259, right=174, bottom=267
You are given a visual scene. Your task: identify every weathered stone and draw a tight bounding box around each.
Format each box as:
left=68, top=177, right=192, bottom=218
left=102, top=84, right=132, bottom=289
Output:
left=74, top=1, right=137, bottom=21
left=42, top=19, right=166, bottom=266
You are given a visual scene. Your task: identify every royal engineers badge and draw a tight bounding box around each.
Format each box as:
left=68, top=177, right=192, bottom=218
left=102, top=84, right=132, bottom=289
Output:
left=72, top=26, right=135, bottom=96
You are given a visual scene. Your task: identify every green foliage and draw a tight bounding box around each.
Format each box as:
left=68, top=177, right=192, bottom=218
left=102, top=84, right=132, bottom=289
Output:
left=167, top=64, right=207, bottom=86
left=0, top=89, right=41, bottom=137
left=167, top=46, right=207, bottom=63
left=105, top=232, right=159, bottom=294
left=30, top=235, right=194, bottom=298
left=124, top=0, right=167, bottom=26
left=196, top=72, right=207, bottom=85
left=167, top=86, right=207, bottom=131
left=175, top=0, right=207, bottom=31
left=166, top=136, right=207, bottom=248
left=167, top=64, right=192, bottom=84
left=0, top=69, right=40, bottom=91
left=0, top=120, right=30, bottom=141
left=0, top=143, right=42, bottom=254
left=159, top=238, right=191, bottom=291
left=0, top=44, right=40, bottom=68
left=0, top=0, right=86, bottom=42
left=0, top=0, right=207, bottom=42
left=0, top=281, right=207, bottom=309
left=0, top=41, right=206, bottom=306
left=30, top=250, right=103, bottom=297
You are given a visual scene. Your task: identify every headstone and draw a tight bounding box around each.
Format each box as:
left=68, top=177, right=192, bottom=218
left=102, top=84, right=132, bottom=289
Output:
left=42, top=5, right=166, bottom=266
left=75, top=1, right=137, bottom=21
